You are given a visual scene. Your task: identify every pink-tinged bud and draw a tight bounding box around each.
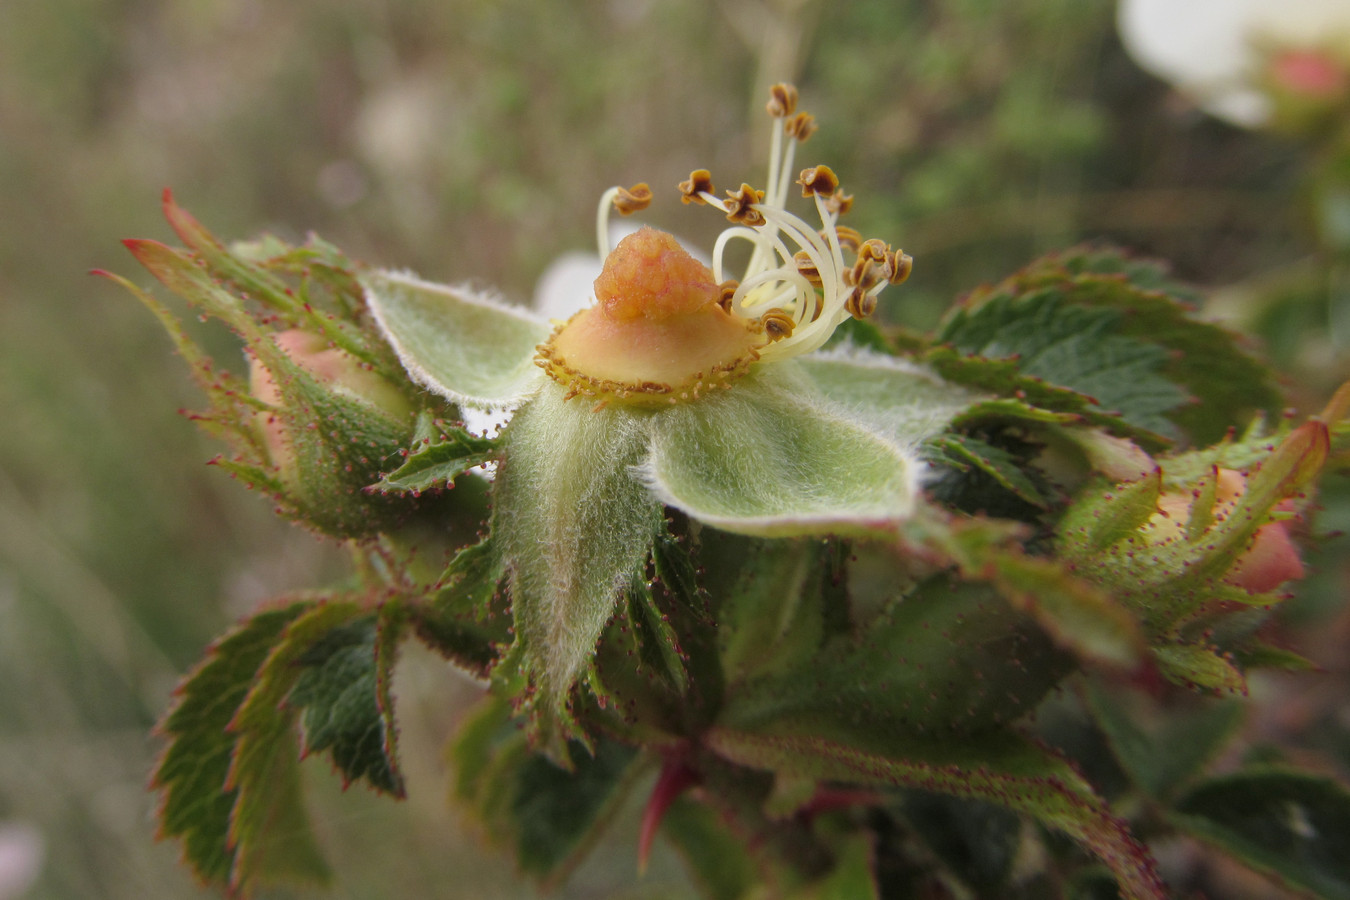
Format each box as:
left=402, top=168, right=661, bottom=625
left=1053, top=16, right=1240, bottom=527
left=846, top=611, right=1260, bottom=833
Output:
left=1151, top=469, right=1304, bottom=593
left=249, top=329, right=410, bottom=474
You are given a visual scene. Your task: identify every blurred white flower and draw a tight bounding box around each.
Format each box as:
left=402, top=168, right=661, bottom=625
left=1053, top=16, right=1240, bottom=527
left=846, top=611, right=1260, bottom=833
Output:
left=0, top=823, right=42, bottom=900
left=1117, top=0, right=1350, bottom=127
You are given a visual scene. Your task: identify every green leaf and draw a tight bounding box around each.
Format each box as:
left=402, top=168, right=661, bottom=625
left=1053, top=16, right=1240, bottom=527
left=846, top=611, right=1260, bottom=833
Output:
left=411, top=533, right=509, bottom=675
left=661, top=797, right=760, bottom=900
left=624, top=576, right=690, bottom=695
left=894, top=792, right=1022, bottom=896
left=375, top=410, right=497, bottom=494
left=493, top=383, right=663, bottom=753
left=644, top=372, right=921, bottom=537
left=509, top=739, right=643, bottom=883
left=1172, top=769, right=1350, bottom=900
left=938, top=290, right=1189, bottom=438
left=152, top=601, right=318, bottom=890
left=717, top=538, right=840, bottom=684
left=363, top=269, right=551, bottom=409
left=228, top=598, right=369, bottom=893
left=288, top=614, right=406, bottom=796
left=1087, top=682, right=1245, bottom=800
left=931, top=433, right=1049, bottom=508
left=720, top=575, right=1070, bottom=737
left=704, top=727, right=1165, bottom=900
left=804, top=833, right=879, bottom=900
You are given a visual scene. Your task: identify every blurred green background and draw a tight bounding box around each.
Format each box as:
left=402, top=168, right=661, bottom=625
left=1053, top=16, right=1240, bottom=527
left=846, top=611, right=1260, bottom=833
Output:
left=1, top=1, right=1345, bottom=897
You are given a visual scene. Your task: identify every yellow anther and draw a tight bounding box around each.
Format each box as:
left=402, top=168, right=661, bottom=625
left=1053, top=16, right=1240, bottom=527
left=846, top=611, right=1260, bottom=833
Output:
left=766, top=83, right=798, bottom=118
left=612, top=183, right=653, bottom=216
left=888, top=251, right=914, bottom=285
left=760, top=308, right=796, bottom=341
left=844, top=287, right=877, bottom=320
left=793, top=251, right=823, bottom=287
left=826, top=190, right=854, bottom=216
left=833, top=225, right=863, bottom=252
left=716, top=279, right=740, bottom=312
left=858, top=238, right=889, bottom=264
left=723, top=184, right=766, bottom=226
left=785, top=112, right=818, bottom=142
left=797, top=165, right=839, bottom=198
left=679, top=169, right=715, bottom=205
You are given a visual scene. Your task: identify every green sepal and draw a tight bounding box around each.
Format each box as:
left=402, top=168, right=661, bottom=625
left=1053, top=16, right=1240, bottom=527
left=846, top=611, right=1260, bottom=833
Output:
left=644, top=372, right=921, bottom=537
left=703, top=727, right=1166, bottom=900
left=362, top=268, right=551, bottom=409
left=1171, top=769, right=1350, bottom=900
left=1151, top=643, right=1248, bottom=694
left=374, top=410, right=497, bottom=495
left=152, top=601, right=322, bottom=891
left=1060, top=469, right=1163, bottom=555
left=493, top=383, right=663, bottom=755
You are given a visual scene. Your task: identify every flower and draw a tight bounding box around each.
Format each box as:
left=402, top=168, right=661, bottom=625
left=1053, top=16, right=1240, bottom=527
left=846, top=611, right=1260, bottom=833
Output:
left=1117, top=0, right=1350, bottom=127
left=362, top=84, right=976, bottom=744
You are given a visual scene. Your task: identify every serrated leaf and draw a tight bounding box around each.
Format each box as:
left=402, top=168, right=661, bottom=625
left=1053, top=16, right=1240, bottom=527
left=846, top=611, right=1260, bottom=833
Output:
left=288, top=614, right=406, bottom=796
left=624, top=577, right=690, bottom=694
left=931, top=434, right=1049, bottom=508
left=704, top=727, right=1165, bottom=900
left=153, top=601, right=317, bottom=889
left=643, top=373, right=921, bottom=537
left=411, top=533, right=509, bottom=675
left=363, top=269, right=551, bottom=409
left=1172, top=769, right=1350, bottom=900
left=375, top=411, right=497, bottom=494
left=228, top=598, right=368, bottom=893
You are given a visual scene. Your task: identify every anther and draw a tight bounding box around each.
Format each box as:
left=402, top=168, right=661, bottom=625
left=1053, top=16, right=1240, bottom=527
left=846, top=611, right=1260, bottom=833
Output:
left=612, top=183, right=653, bottom=216
left=826, top=190, right=854, bottom=216
left=766, top=83, right=798, bottom=118
left=760, top=308, right=795, bottom=341
left=723, top=184, right=766, bottom=226
left=793, top=251, right=823, bottom=287
left=785, top=112, right=817, bottom=142
left=833, top=225, right=863, bottom=252
left=797, top=165, right=839, bottom=197
left=716, top=279, right=740, bottom=312
left=679, top=170, right=715, bottom=205
left=844, top=287, right=877, bottom=320
left=858, top=239, right=889, bottom=264
left=888, top=251, right=914, bottom=284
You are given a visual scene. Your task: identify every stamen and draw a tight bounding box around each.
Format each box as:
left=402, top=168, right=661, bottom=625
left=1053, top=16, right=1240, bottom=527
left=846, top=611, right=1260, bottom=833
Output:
left=723, top=184, right=767, bottom=226
left=833, top=226, right=862, bottom=253
left=889, top=251, right=914, bottom=284
left=798, top=165, right=840, bottom=198
left=766, top=83, right=798, bottom=118
left=613, top=183, right=653, bottom=216
left=826, top=190, right=854, bottom=216
left=716, top=279, right=739, bottom=312
left=760, top=308, right=795, bottom=341
left=785, top=112, right=817, bottom=142
left=679, top=170, right=715, bottom=205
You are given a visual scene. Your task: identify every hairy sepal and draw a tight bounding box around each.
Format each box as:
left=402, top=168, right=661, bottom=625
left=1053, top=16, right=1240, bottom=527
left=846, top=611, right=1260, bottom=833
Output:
left=493, top=383, right=663, bottom=754
left=362, top=269, right=550, bottom=409
left=642, top=372, right=922, bottom=537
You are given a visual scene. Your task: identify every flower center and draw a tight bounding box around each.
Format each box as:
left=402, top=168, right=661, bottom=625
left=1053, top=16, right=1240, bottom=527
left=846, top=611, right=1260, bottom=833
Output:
left=536, top=82, right=913, bottom=409
left=537, top=227, right=766, bottom=407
